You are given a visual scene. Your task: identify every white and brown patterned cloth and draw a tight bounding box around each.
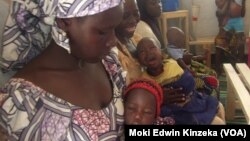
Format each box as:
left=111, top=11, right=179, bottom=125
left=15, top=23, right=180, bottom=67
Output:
left=0, top=0, right=122, bottom=71
left=0, top=52, right=126, bottom=141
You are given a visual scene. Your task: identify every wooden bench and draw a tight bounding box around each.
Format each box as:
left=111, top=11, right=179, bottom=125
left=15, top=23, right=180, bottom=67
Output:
left=223, top=63, right=250, bottom=124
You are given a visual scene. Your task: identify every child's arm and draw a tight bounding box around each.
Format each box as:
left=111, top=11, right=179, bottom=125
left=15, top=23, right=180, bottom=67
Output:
left=177, top=58, right=196, bottom=76
left=177, top=58, right=189, bottom=70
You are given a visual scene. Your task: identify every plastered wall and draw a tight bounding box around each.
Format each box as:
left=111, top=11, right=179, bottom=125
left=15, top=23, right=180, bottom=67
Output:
left=180, top=0, right=250, bottom=38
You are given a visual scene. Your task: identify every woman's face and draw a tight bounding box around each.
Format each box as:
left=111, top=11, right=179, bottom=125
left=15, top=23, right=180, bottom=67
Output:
left=115, top=0, right=140, bottom=39
left=137, top=38, right=163, bottom=70
left=66, top=4, right=123, bottom=63
left=125, top=89, right=156, bottom=125
left=145, top=0, right=162, bottom=18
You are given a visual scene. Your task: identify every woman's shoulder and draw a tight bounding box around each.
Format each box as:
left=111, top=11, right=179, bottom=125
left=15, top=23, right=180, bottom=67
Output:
left=0, top=78, right=47, bottom=108
left=131, top=32, right=143, bottom=46
left=0, top=77, right=79, bottom=111
left=136, top=21, right=151, bottom=31
left=1, top=78, right=46, bottom=96
left=135, top=20, right=161, bottom=46
left=136, top=21, right=154, bottom=34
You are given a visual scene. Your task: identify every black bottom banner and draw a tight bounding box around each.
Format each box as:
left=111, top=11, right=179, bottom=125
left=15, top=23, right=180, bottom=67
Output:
left=125, top=125, right=250, bottom=140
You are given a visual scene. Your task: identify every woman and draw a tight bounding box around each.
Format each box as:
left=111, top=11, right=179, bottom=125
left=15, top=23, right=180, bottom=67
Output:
left=0, top=0, right=125, bottom=140
left=115, top=0, right=142, bottom=85
left=136, top=0, right=164, bottom=48
left=215, top=0, right=246, bottom=75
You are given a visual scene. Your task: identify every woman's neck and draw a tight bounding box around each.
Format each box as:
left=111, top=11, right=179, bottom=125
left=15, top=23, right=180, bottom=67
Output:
left=117, top=35, right=137, bottom=57
left=41, top=40, right=102, bottom=71
left=117, top=34, right=130, bottom=44
left=142, top=16, right=158, bottom=25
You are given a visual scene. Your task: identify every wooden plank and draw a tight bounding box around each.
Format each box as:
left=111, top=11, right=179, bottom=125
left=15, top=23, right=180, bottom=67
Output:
left=236, top=63, right=250, bottom=91
left=225, top=74, right=236, bottom=120
left=189, top=37, right=215, bottom=45
left=161, top=10, right=189, bottom=18
left=223, top=63, right=250, bottom=124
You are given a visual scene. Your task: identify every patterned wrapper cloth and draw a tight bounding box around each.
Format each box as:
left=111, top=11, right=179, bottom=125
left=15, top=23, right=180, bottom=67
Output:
left=0, top=0, right=123, bottom=71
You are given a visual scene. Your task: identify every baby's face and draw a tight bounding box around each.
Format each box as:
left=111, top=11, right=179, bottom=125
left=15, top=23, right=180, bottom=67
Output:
left=137, top=38, right=162, bottom=69
left=167, top=27, right=186, bottom=49
left=124, top=89, right=156, bottom=125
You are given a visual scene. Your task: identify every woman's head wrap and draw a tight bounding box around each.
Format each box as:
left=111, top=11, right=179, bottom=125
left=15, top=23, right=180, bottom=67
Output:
left=124, top=78, right=164, bottom=116
left=1, top=0, right=123, bottom=71
left=52, top=0, right=123, bottom=53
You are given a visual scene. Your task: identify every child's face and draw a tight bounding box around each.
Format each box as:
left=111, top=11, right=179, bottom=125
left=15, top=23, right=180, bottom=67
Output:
left=125, top=89, right=156, bottom=125
left=137, top=38, right=162, bottom=69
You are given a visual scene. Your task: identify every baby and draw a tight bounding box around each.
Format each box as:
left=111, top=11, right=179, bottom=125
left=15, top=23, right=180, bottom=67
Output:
left=165, top=27, right=219, bottom=96
left=165, top=27, right=215, bottom=76
left=136, top=37, right=225, bottom=124
left=124, top=78, right=175, bottom=125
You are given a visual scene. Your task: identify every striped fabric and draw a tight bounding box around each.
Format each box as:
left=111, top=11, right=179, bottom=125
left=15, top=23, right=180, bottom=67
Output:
left=1, top=0, right=57, bottom=71
left=0, top=52, right=126, bottom=141
left=52, top=0, right=123, bottom=53
left=0, top=0, right=122, bottom=72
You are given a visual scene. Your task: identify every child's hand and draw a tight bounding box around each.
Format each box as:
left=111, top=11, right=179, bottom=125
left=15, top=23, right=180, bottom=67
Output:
left=183, top=52, right=193, bottom=65
left=188, top=68, right=196, bottom=76
left=162, top=87, right=186, bottom=105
